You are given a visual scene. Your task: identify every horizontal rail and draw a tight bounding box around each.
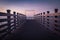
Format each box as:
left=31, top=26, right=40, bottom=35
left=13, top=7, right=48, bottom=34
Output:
left=0, top=27, right=8, bottom=33
left=0, top=13, right=7, bottom=16
left=0, top=13, right=16, bottom=16
left=0, top=10, right=26, bottom=40
left=0, top=19, right=7, bottom=22
left=0, top=24, right=8, bottom=28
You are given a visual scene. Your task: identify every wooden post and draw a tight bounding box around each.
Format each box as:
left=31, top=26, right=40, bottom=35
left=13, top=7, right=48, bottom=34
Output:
left=55, top=8, right=58, bottom=13
left=41, top=13, right=42, bottom=23
left=43, top=12, right=45, bottom=14
left=19, top=14, right=21, bottom=26
left=7, top=9, right=11, bottom=34
left=47, top=11, right=50, bottom=14
left=41, top=13, right=42, bottom=15
left=17, top=13, right=19, bottom=27
left=13, top=12, right=16, bottom=29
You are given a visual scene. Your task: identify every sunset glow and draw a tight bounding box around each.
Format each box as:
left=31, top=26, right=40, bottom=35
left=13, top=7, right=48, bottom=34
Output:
left=0, top=0, right=60, bottom=17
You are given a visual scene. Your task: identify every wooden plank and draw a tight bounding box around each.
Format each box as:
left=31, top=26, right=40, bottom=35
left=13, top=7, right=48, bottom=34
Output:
left=0, top=12, right=15, bottom=16
left=11, top=26, right=14, bottom=30
left=0, top=27, right=8, bottom=33
left=0, top=24, right=7, bottom=28
left=0, top=19, right=7, bottom=22
left=11, top=25, right=14, bottom=27
left=0, top=12, right=7, bottom=16
left=10, top=22, right=14, bottom=24
left=10, top=18, right=14, bottom=20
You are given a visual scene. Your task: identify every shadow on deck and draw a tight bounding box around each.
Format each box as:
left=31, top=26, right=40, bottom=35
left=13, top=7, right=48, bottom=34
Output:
left=6, top=19, right=60, bottom=40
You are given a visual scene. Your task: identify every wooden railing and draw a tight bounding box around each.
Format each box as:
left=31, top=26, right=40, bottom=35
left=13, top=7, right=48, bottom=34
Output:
left=0, top=9, right=26, bottom=40
left=34, top=8, right=60, bottom=35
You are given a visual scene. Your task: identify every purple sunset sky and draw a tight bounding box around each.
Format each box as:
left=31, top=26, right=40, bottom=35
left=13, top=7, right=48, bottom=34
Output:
left=0, top=0, right=60, bottom=17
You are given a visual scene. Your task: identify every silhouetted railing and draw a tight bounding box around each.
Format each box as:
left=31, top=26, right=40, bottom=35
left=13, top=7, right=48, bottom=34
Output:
left=0, top=9, right=26, bottom=40
left=34, top=8, right=60, bottom=35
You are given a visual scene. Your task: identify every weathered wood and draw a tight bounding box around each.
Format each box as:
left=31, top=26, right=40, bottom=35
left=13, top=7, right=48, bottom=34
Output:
left=0, top=27, right=8, bottom=33
left=0, top=24, right=7, bottom=28
left=0, top=9, right=26, bottom=40
left=0, top=12, right=7, bottom=16
left=7, top=9, right=11, bottom=34
left=13, top=12, right=16, bottom=29
left=0, top=12, right=14, bottom=16
left=0, top=19, right=7, bottom=22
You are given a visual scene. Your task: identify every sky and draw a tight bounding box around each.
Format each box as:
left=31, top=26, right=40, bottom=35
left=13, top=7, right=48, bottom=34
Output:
left=0, top=0, right=60, bottom=17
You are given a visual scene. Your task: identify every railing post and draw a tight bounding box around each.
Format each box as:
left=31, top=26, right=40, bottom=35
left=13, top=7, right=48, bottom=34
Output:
left=17, top=13, right=19, bottom=27
left=41, top=13, right=42, bottom=23
left=43, top=12, right=45, bottom=14
left=47, top=11, right=50, bottom=14
left=41, top=13, right=42, bottom=15
left=13, top=12, right=16, bottom=29
left=19, top=14, right=21, bottom=25
left=7, top=9, right=11, bottom=34
left=55, top=8, right=58, bottom=13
